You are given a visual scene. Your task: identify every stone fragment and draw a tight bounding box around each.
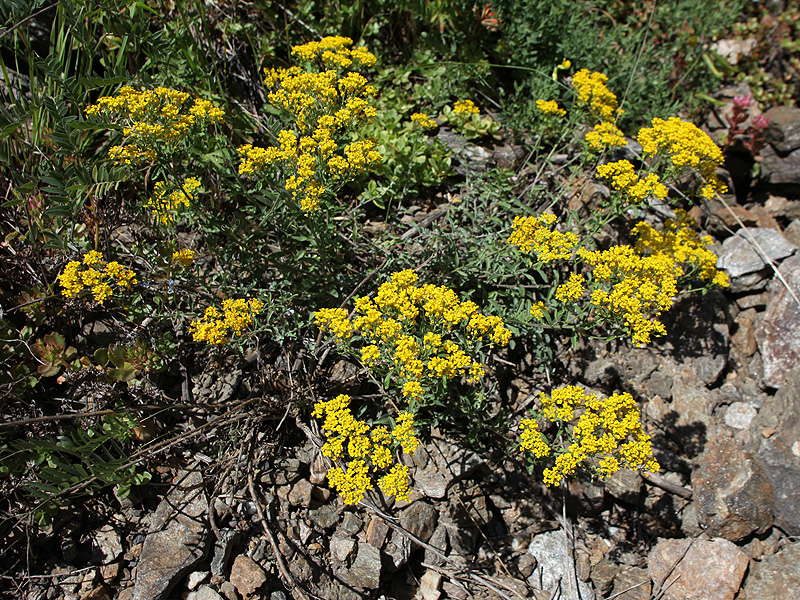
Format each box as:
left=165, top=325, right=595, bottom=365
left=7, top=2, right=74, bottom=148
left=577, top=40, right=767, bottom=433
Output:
left=187, top=586, right=224, bottom=600
left=346, top=542, right=382, bottom=590
left=399, top=501, right=438, bottom=543
left=603, top=469, right=642, bottom=504
left=210, top=530, right=239, bottom=577
left=330, top=536, right=356, bottom=563
left=742, top=542, right=800, bottom=599
left=339, top=512, right=362, bottom=536
left=648, top=537, right=748, bottom=600
left=384, top=528, right=412, bottom=571
left=760, top=143, right=800, bottom=186
left=229, top=556, right=267, bottom=599
left=716, top=227, right=797, bottom=280
left=365, top=516, right=390, bottom=549
left=748, top=366, right=800, bottom=534
left=732, top=308, right=758, bottom=358
left=765, top=105, right=800, bottom=153
left=133, top=470, right=209, bottom=600
left=784, top=218, right=800, bottom=247
left=525, top=531, right=594, bottom=599
left=186, top=571, right=209, bottom=590
left=611, top=567, right=650, bottom=600
left=218, top=581, right=237, bottom=600
left=308, top=505, right=338, bottom=530
left=692, top=433, right=773, bottom=540
left=287, top=479, right=313, bottom=507
left=724, top=402, right=757, bottom=429
left=755, top=254, right=800, bottom=388
left=413, top=437, right=484, bottom=499
left=423, top=524, right=448, bottom=567
left=589, top=559, right=618, bottom=596
left=419, top=570, right=442, bottom=600
left=91, top=525, right=123, bottom=564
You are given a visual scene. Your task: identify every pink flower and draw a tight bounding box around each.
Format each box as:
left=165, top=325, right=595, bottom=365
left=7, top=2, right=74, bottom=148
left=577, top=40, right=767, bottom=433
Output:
left=733, top=93, right=755, bottom=109
left=752, top=113, right=771, bottom=131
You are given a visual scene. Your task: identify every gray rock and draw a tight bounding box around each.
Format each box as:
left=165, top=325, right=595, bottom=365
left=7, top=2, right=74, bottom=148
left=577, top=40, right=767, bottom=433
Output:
left=692, top=433, right=773, bottom=540
left=742, top=542, right=800, bottom=599
left=186, top=571, right=209, bottom=590
left=187, top=586, right=223, bottom=600
left=716, top=227, right=797, bottom=280
left=610, top=567, right=650, bottom=600
left=346, top=542, right=381, bottom=590
left=400, top=501, right=438, bottom=543
left=308, top=505, right=339, bottom=530
left=91, top=524, right=122, bottom=564
left=133, top=470, right=209, bottom=600
left=760, top=143, right=800, bottom=186
left=211, top=530, right=240, bottom=577
left=423, top=524, right=448, bottom=567
left=589, top=560, right=618, bottom=596
left=648, top=538, right=748, bottom=600
left=229, top=555, right=267, bottom=599
left=526, top=531, right=595, bottom=599
left=603, top=469, right=642, bottom=504
left=287, top=479, right=313, bottom=507
left=784, top=218, right=800, bottom=247
left=384, top=529, right=412, bottom=571
left=365, top=516, right=390, bottom=549
left=413, top=437, right=484, bottom=499
left=748, top=367, right=800, bottom=534
left=755, top=254, right=800, bottom=388
left=765, top=105, right=800, bottom=153
left=339, top=512, right=362, bottom=536
left=330, top=536, right=355, bottom=563
left=724, top=402, right=757, bottom=429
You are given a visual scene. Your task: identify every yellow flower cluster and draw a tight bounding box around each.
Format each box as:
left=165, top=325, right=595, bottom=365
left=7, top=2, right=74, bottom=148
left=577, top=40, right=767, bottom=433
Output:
left=520, top=386, right=659, bottom=486
left=312, top=394, right=418, bottom=503
left=410, top=112, right=438, bottom=130
left=453, top=99, right=480, bottom=116
left=585, top=121, right=627, bottom=150
left=171, top=249, right=195, bottom=267
left=519, top=419, right=550, bottom=458
left=571, top=69, right=619, bottom=122
left=555, top=273, right=586, bottom=302
left=291, top=36, right=377, bottom=69
left=507, top=213, right=579, bottom=261
left=577, top=245, right=678, bottom=345
left=58, top=251, right=137, bottom=304
left=633, top=210, right=730, bottom=288
left=238, top=39, right=381, bottom=213
left=316, top=270, right=512, bottom=400
left=637, top=117, right=727, bottom=198
left=144, top=177, right=201, bottom=225
left=536, top=99, right=566, bottom=117
left=85, top=86, right=224, bottom=164
left=189, top=298, right=264, bottom=345
left=596, top=160, right=668, bottom=204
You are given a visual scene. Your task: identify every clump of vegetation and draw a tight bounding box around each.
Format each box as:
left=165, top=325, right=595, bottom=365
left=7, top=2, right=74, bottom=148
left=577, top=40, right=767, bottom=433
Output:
left=0, top=0, right=746, bottom=586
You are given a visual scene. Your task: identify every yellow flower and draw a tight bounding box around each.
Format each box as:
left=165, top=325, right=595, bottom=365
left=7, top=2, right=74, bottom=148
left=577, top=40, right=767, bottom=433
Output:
left=171, top=249, right=195, bottom=267
left=522, top=386, right=658, bottom=486
left=58, top=251, right=137, bottom=304
left=585, top=121, right=626, bottom=150
left=555, top=273, right=585, bottom=302
left=453, top=99, right=480, bottom=116
left=410, top=112, right=438, bottom=130
left=189, top=298, right=263, bottom=345
left=536, top=99, right=566, bottom=118
left=571, top=69, right=620, bottom=121
left=508, top=213, right=579, bottom=261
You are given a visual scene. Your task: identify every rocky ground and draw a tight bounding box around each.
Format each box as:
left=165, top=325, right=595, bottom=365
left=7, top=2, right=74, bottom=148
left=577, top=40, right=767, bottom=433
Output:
left=7, top=87, right=800, bottom=600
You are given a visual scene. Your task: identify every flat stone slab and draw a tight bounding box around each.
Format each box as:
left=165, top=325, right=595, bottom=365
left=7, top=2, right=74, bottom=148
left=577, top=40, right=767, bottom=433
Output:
left=133, top=470, right=209, bottom=600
